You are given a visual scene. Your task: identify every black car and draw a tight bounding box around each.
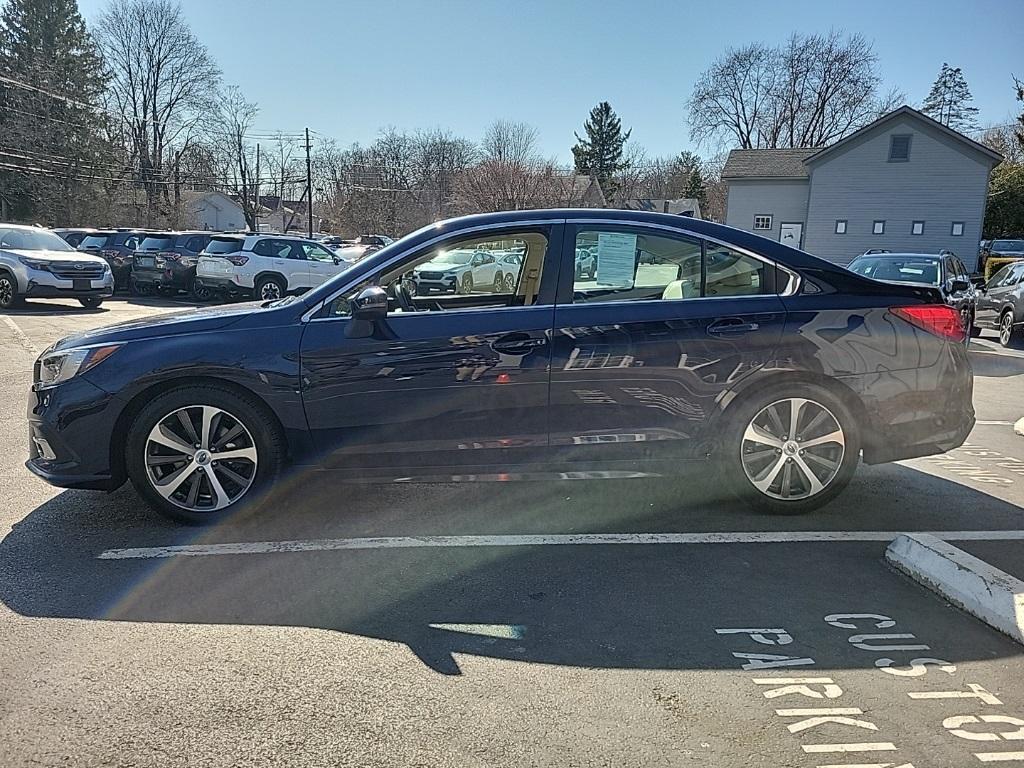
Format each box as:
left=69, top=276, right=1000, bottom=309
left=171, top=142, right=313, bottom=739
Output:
left=77, top=229, right=145, bottom=290
left=979, top=238, right=1024, bottom=275
left=52, top=228, right=97, bottom=248
left=976, top=260, right=1024, bottom=347
left=26, top=209, right=973, bottom=524
left=847, top=251, right=977, bottom=340
left=129, top=231, right=214, bottom=299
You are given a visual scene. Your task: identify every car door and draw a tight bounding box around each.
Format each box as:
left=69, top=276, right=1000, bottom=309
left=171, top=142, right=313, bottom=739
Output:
left=253, top=238, right=308, bottom=289
left=299, top=223, right=563, bottom=473
left=469, top=251, right=498, bottom=288
left=302, top=242, right=344, bottom=286
left=547, top=222, right=787, bottom=468
left=977, top=264, right=1022, bottom=327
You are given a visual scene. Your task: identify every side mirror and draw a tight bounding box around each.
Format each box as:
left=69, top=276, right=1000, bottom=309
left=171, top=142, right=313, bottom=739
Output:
left=345, top=285, right=388, bottom=338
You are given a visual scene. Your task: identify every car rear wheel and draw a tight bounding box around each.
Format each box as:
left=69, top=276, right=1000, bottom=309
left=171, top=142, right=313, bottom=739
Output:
left=256, top=275, right=285, bottom=301
left=0, top=273, right=22, bottom=309
left=722, top=384, right=859, bottom=515
left=999, top=311, right=1018, bottom=348
left=78, top=297, right=103, bottom=309
left=190, top=280, right=213, bottom=302
left=125, top=386, right=285, bottom=524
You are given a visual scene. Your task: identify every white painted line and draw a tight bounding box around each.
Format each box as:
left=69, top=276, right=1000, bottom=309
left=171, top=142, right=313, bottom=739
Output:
left=1016, top=418, right=1024, bottom=437
left=99, top=529, right=1024, bottom=560
left=1, top=315, right=37, bottom=353
left=886, top=533, right=1024, bottom=646
left=802, top=742, right=896, bottom=753
left=976, top=420, right=1015, bottom=426
left=976, top=752, right=1024, bottom=763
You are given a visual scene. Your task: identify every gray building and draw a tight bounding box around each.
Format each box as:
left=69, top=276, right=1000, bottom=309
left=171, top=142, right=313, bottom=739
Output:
left=722, top=106, right=1002, bottom=270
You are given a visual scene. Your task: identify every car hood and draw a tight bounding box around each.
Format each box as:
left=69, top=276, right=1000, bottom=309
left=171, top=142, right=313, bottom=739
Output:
left=418, top=259, right=466, bottom=271
left=50, top=301, right=265, bottom=352
left=9, top=248, right=107, bottom=265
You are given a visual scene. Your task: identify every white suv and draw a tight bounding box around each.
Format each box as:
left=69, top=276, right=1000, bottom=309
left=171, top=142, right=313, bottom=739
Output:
left=196, top=234, right=347, bottom=300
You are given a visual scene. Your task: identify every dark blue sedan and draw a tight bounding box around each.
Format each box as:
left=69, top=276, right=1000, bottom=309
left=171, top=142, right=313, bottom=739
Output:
left=26, top=209, right=974, bottom=523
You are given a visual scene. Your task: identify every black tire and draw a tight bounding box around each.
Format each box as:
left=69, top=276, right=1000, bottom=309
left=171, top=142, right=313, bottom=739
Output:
left=720, top=382, right=860, bottom=515
left=131, top=279, right=153, bottom=297
left=458, top=273, right=473, bottom=295
left=0, top=271, right=22, bottom=309
left=493, top=271, right=504, bottom=291
left=255, top=275, right=285, bottom=301
left=125, top=385, right=285, bottom=525
left=190, top=280, right=213, bottom=302
left=78, top=297, right=103, bottom=309
left=999, top=310, right=1019, bottom=348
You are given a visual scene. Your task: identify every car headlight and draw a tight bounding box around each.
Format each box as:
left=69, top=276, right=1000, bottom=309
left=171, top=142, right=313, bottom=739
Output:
left=35, top=344, right=121, bottom=389
left=19, top=256, right=50, bottom=271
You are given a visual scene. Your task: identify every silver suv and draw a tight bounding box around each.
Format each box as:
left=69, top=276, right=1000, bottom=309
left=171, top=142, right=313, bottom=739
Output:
left=0, top=225, right=114, bottom=309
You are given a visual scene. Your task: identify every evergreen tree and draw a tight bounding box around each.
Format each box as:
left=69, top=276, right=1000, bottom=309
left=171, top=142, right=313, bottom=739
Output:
left=921, top=63, right=980, bottom=133
left=683, top=166, right=707, bottom=210
left=572, top=101, right=632, bottom=198
left=0, top=0, right=109, bottom=223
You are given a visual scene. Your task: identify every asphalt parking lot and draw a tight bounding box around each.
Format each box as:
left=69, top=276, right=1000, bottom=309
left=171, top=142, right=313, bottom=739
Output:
left=3, top=297, right=1024, bottom=767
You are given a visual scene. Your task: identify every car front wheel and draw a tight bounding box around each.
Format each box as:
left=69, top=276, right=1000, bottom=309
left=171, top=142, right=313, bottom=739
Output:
left=125, top=386, right=285, bottom=524
left=999, top=311, right=1018, bottom=348
left=78, top=297, right=103, bottom=309
left=0, top=272, right=22, bottom=309
left=256, top=276, right=285, bottom=301
left=722, top=384, right=859, bottom=515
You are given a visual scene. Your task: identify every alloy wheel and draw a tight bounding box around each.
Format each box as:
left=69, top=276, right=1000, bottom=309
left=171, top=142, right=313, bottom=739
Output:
left=1001, top=313, right=1014, bottom=346
left=260, top=281, right=282, bottom=300
left=0, top=276, right=13, bottom=307
left=740, top=397, right=845, bottom=500
left=144, top=405, right=258, bottom=512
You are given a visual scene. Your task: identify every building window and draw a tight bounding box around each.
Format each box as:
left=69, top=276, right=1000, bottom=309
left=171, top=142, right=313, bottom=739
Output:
left=951, top=222, right=964, bottom=236
left=873, top=220, right=885, bottom=235
left=835, top=220, right=847, bottom=234
left=889, top=134, right=912, bottom=162
left=753, top=215, right=772, bottom=230
left=912, top=221, right=925, bottom=235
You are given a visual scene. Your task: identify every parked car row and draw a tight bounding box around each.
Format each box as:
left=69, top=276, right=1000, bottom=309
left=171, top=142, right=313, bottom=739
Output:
left=0, top=224, right=396, bottom=309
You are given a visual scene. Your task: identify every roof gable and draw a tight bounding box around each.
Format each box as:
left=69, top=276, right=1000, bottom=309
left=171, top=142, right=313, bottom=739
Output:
left=804, top=105, right=1002, bottom=167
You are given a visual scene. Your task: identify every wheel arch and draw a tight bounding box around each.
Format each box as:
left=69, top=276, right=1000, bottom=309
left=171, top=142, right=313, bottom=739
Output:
left=0, top=265, right=20, bottom=292
left=108, top=375, right=287, bottom=488
left=254, top=270, right=288, bottom=291
left=709, top=370, right=870, bottom=459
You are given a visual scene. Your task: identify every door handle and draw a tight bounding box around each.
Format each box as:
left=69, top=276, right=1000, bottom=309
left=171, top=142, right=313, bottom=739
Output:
left=707, top=318, right=760, bottom=336
left=492, top=335, right=546, bottom=354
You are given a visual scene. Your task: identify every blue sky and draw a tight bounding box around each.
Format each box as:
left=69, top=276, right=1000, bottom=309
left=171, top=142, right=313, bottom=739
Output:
left=77, top=0, right=1022, bottom=163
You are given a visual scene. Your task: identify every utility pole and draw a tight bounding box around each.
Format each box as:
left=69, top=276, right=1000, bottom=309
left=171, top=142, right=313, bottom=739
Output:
left=304, top=127, right=313, bottom=238
left=254, top=142, right=261, bottom=233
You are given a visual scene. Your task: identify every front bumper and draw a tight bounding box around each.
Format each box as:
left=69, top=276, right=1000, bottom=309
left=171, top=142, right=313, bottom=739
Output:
left=18, top=267, right=115, bottom=299
left=414, top=275, right=458, bottom=294
left=26, top=376, right=122, bottom=491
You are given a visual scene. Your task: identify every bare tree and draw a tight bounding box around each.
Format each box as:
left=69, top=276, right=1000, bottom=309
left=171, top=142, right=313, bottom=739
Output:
left=688, top=32, right=902, bottom=150
left=211, top=85, right=259, bottom=229
left=411, top=128, right=477, bottom=220
left=458, top=121, right=556, bottom=211
left=96, top=0, right=221, bottom=225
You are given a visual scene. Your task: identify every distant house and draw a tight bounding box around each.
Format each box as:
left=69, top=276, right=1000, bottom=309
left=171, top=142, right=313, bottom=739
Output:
left=256, top=195, right=325, bottom=234
left=184, top=191, right=248, bottom=231
left=622, top=197, right=701, bottom=219
left=722, top=105, right=1002, bottom=270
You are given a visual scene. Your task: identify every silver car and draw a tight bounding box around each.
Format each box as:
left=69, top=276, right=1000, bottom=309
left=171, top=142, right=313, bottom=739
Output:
left=0, top=225, right=114, bottom=310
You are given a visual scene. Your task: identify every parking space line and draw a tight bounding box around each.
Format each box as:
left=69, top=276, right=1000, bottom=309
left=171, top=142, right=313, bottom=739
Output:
left=1, top=315, right=38, bottom=354
left=98, top=529, right=1024, bottom=560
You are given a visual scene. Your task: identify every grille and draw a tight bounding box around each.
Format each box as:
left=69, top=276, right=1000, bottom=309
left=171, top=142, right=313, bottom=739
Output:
left=49, top=261, right=105, bottom=280
left=418, top=271, right=444, bottom=280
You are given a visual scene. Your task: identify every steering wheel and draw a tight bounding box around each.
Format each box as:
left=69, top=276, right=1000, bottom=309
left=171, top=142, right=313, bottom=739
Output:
left=389, top=278, right=417, bottom=313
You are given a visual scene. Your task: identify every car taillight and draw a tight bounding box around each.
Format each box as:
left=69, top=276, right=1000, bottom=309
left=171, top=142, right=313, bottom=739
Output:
left=225, top=255, right=249, bottom=266
left=891, top=305, right=966, bottom=343
left=102, top=249, right=121, bottom=261
left=157, top=251, right=180, bottom=262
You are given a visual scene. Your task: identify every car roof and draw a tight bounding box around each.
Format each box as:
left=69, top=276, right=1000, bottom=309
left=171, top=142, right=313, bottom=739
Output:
left=852, top=252, right=943, bottom=259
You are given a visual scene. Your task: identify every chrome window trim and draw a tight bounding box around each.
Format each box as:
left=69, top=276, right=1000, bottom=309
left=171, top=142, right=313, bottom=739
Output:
left=565, top=217, right=801, bottom=296
left=300, top=218, right=565, bottom=322
left=302, top=215, right=802, bottom=322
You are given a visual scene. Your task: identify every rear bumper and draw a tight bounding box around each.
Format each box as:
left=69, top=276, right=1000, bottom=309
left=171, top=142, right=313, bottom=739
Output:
left=854, top=341, right=975, bottom=464
left=132, top=264, right=194, bottom=289
left=195, top=275, right=249, bottom=294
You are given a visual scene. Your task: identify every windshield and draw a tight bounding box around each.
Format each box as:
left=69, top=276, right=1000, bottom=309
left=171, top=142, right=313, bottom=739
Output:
left=79, top=233, right=112, bottom=249
left=992, top=240, right=1024, bottom=251
left=849, top=256, right=940, bottom=284
left=204, top=237, right=244, bottom=255
left=139, top=236, right=174, bottom=250
left=0, top=228, right=75, bottom=252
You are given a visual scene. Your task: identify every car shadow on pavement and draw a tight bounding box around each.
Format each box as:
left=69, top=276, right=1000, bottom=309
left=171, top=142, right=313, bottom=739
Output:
left=2, top=464, right=1023, bottom=676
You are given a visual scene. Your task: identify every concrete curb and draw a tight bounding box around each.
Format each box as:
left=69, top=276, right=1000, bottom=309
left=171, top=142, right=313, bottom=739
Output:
left=886, top=533, right=1024, bottom=645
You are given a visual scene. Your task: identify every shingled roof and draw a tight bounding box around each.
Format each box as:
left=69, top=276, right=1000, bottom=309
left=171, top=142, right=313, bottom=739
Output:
left=721, top=148, right=821, bottom=180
